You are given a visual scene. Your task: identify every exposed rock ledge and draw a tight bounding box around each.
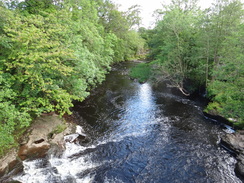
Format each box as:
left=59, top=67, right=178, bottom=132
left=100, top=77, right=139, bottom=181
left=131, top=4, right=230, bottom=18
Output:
left=220, top=130, right=244, bottom=180
left=0, top=114, right=76, bottom=178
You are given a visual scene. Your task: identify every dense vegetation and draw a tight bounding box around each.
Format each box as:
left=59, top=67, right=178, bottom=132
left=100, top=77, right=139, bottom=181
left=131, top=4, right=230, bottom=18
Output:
left=145, top=0, right=243, bottom=128
left=0, top=0, right=145, bottom=155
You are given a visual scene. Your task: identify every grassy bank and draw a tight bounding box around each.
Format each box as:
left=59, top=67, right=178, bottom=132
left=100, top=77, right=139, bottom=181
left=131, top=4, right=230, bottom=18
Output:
left=129, top=62, right=152, bottom=83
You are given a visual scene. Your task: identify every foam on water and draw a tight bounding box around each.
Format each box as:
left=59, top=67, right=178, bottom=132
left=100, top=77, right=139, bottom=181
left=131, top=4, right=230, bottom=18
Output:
left=13, top=141, right=101, bottom=183
left=13, top=122, right=160, bottom=183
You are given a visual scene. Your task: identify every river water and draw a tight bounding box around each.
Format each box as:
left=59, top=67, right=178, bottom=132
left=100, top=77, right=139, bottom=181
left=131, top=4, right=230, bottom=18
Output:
left=11, top=62, right=241, bottom=183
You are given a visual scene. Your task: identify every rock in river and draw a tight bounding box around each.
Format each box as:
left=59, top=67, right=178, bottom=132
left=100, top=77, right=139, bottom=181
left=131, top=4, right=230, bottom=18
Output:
left=221, top=130, right=244, bottom=179
left=0, top=115, right=75, bottom=177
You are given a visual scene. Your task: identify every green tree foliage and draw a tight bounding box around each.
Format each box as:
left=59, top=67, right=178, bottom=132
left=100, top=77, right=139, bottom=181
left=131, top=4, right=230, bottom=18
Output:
left=147, top=0, right=243, bottom=126
left=97, top=0, right=145, bottom=61
left=206, top=23, right=244, bottom=127
left=203, top=0, right=244, bottom=127
left=0, top=0, right=145, bottom=156
left=17, top=0, right=57, bottom=14
left=149, top=0, right=203, bottom=95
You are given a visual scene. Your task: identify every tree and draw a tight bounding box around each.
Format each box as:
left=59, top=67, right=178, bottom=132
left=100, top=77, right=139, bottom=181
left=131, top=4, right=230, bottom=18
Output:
left=205, top=0, right=243, bottom=76
left=206, top=1, right=244, bottom=126
left=17, top=0, right=56, bottom=15
left=96, top=0, right=145, bottom=61
left=149, top=0, right=202, bottom=95
left=146, top=0, right=244, bottom=126
left=125, top=5, right=142, bottom=29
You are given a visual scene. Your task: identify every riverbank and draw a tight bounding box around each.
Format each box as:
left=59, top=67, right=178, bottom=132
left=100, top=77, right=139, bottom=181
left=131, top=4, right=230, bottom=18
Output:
left=0, top=114, right=76, bottom=178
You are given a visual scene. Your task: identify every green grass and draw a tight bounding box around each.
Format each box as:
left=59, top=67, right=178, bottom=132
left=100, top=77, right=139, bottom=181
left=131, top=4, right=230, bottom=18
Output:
left=130, top=63, right=151, bottom=83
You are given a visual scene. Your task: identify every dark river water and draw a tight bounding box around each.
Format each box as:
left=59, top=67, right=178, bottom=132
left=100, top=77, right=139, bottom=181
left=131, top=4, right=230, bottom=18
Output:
left=12, top=62, right=241, bottom=183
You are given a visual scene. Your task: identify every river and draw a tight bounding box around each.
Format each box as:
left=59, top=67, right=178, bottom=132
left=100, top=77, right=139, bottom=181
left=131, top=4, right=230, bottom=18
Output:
left=11, top=62, right=241, bottom=182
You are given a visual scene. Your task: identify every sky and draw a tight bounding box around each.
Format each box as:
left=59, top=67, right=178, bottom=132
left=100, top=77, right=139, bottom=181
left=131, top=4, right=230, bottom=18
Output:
left=112, top=0, right=214, bottom=28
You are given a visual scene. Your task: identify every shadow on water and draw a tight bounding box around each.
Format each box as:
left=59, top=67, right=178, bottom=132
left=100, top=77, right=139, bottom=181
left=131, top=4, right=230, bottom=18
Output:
left=8, top=61, right=242, bottom=183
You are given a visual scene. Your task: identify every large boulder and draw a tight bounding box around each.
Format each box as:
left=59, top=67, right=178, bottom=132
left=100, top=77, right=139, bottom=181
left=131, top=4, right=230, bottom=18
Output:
left=0, top=115, right=71, bottom=177
left=221, top=130, right=244, bottom=179
left=0, top=115, right=87, bottom=179
left=18, top=115, right=65, bottom=160
left=0, top=150, right=19, bottom=177
left=221, top=131, right=244, bottom=153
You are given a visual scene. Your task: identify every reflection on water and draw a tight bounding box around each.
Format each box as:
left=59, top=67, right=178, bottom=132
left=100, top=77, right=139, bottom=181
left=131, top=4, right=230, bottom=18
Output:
left=114, top=83, right=161, bottom=138
left=139, top=83, right=153, bottom=106
left=10, top=62, right=242, bottom=183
